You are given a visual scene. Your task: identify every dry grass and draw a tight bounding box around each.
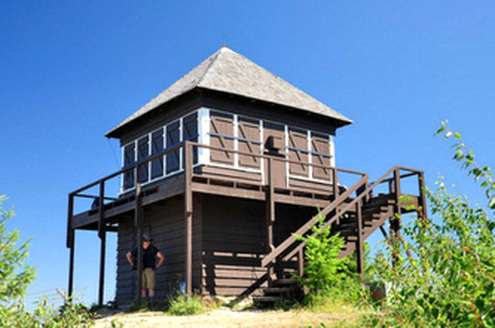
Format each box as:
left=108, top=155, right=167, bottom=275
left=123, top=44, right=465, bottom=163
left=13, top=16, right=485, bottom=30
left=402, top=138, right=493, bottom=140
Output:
left=94, top=308, right=360, bottom=328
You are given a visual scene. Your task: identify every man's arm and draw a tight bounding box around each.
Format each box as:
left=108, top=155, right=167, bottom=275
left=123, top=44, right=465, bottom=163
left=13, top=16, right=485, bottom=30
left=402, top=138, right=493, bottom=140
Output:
left=156, top=252, right=165, bottom=269
left=126, top=251, right=134, bottom=267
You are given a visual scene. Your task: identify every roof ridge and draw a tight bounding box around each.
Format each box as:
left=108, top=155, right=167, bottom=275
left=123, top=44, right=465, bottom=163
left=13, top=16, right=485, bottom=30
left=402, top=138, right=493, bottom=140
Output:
left=196, top=47, right=224, bottom=86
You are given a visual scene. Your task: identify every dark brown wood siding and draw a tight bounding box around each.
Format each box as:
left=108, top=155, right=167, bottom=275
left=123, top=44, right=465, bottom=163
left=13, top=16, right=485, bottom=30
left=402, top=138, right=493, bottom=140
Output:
left=202, top=90, right=338, bottom=136
left=201, top=194, right=266, bottom=296
left=115, top=195, right=202, bottom=305
left=117, top=91, right=202, bottom=145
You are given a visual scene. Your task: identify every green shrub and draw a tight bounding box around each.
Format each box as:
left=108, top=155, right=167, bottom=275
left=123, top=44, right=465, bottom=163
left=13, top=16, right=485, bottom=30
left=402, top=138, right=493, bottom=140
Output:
left=0, top=195, right=36, bottom=303
left=359, top=122, right=495, bottom=327
left=167, top=294, right=206, bottom=316
left=0, top=195, right=94, bottom=327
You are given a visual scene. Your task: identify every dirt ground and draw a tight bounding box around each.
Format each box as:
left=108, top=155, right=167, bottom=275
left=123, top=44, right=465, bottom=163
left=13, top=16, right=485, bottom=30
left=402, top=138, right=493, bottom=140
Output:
left=94, top=308, right=352, bottom=328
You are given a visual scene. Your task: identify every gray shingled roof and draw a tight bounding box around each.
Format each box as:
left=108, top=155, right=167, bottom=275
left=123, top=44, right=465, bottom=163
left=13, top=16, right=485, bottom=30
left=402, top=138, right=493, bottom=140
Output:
left=106, top=47, right=353, bottom=137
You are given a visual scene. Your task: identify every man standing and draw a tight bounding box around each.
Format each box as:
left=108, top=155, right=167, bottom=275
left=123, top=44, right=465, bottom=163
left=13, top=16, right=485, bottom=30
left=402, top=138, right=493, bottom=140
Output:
left=126, top=234, right=165, bottom=305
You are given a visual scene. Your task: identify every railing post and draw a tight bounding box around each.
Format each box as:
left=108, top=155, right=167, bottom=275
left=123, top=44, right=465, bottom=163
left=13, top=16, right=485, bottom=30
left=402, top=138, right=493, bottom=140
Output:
left=265, top=157, right=275, bottom=284
left=297, top=248, right=304, bottom=277
left=98, top=181, right=106, bottom=306
left=67, top=193, right=74, bottom=301
left=391, top=168, right=402, bottom=268
left=393, top=168, right=402, bottom=210
left=135, top=176, right=143, bottom=305
left=418, top=171, right=427, bottom=219
left=184, top=142, right=193, bottom=296
left=356, top=199, right=364, bottom=282
left=332, top=168, right=338, bottom=198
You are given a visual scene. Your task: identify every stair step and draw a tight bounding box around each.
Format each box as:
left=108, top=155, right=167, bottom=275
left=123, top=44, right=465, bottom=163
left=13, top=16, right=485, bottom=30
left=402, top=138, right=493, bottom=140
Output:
left=253, top=296, right=282, bottom=303
left=273, top=278, right=299, bottom=287
left=362, top=207, right=392, bottom=216
left=337, top=229, right=357, bottom=237
left=334, top=221, right=357, bottom=229
left=262, top=287, right=292, bottom=295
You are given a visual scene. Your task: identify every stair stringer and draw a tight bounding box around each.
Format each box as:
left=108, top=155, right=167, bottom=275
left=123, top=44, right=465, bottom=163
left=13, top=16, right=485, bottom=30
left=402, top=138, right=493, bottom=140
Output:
left=339, top=204, right=395, bottom=258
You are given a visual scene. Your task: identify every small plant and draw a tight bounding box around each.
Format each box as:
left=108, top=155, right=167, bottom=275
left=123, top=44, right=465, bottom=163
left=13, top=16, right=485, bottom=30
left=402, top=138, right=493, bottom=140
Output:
left=126, top=299, right=151, bottom=312
left=167, top=294, right=206, bottom=316
left=294, top=213, right=362, bottom=305
left=294, top=213, right=351, bottom=294
left=110, top=319, right=124, bottom=328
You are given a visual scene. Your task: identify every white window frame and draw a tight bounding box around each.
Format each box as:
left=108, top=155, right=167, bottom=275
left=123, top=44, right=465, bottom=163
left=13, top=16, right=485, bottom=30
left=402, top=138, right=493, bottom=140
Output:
left=120, top=109, right=201, bottom=193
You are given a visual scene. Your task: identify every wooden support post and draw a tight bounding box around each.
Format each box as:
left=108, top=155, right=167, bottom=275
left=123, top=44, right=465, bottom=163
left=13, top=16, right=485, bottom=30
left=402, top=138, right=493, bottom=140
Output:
left=391, top=168, right=402, bottom=267
left=67, top=194, right=75, bottom=301
left=98, top=181, right=106, bottom=306
left=332, top=168, right=338, bottom=198
left=184, top=142, right=193, bottom=296
left=393, top=168, right=402, bottom=210
left=135, top=180, right=143, bottom=304
left=356, top=199, right=364, bottom=281
left=265, top=158, right=275, bottom=283
left=418, top=171, right=427, bottom=219
left=297, top=248, right=304, bottom=277
left=379, top=226, right=391, bottom=244
left=68, top=234, right=75, bottom=302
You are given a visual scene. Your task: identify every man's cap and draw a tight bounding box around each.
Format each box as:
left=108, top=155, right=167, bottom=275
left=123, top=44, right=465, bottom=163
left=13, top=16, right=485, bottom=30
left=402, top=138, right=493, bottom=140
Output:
left=142, top=234, right=153, bottom=241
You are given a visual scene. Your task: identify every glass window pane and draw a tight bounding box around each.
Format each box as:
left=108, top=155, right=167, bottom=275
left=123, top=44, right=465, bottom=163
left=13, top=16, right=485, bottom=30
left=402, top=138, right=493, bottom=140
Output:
left=123, top=143, right=135, bottom=190
left=138, top=136, right=149, bottom=183
left=151, top=129, right=164, bottom=179
left=166, top=121, right=180, bottom=174
left=183, top=112, right=198, bottom=165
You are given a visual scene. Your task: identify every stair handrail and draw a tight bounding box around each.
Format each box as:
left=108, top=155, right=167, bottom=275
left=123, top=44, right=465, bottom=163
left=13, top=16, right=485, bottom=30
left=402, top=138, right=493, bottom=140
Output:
left=281, top=165, right=426, bottom=263
left=261, top=173, right=369, bottom=267
left=282, top=177, right=373, bottom=262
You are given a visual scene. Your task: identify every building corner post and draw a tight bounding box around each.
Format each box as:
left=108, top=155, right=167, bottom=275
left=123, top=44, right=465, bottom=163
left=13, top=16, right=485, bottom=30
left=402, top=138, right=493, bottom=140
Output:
left=67, top=193, right=75, bottom=302
left=184, top=142, right=193, bottom=297
left=356, top=199, right=364, bottom=282
left=265, top=157, right=275, bottom=284
left=98, top=181, right=106, bottom=306
left=135, top=181, right=143, bottom=305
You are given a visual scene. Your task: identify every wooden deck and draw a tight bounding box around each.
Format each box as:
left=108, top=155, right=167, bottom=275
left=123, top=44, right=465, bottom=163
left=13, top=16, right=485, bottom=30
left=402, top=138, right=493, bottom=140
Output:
left=71, top=171, right=342, bottom=230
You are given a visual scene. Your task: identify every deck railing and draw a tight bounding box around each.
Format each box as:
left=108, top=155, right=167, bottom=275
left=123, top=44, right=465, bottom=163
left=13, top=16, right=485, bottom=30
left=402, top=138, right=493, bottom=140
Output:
left=68, top=141, right=368, bottom=237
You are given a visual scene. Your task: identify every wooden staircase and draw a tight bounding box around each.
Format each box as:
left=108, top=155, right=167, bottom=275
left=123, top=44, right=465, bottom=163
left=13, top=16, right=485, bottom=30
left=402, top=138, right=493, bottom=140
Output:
left=255, top=279, right=304, bottom=305
left=337, top=195, right=396, bottom=258
left=252, top=166, right=426, bottom=305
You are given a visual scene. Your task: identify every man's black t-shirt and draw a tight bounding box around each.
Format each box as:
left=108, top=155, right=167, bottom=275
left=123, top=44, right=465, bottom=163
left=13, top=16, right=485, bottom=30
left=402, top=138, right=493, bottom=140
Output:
left=130, top=245, right=159, bottom=269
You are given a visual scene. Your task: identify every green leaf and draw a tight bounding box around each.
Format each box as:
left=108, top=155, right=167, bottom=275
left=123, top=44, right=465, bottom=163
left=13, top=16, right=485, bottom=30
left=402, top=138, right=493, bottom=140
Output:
left=489, top=197, right=495, bottom=209
left=435, top=125, right=446, bottom=136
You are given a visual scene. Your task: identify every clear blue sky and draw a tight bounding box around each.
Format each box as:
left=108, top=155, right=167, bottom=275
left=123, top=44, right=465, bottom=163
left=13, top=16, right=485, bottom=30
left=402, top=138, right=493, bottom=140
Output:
left=1, top=1, right=494, bottom=307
